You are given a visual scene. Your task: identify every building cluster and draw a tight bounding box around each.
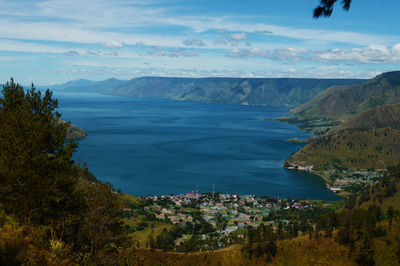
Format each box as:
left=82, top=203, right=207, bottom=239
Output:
left=142, top=192, right=316, bottom=235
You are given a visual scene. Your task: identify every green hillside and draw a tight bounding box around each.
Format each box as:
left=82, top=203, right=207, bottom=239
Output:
left=292, top=71, right=400, bottom=120
left=287, top=128, right=400, bottom=171
left=106, top=77, right=363, bottom=106
left=329, top=103, right=400, bottom=134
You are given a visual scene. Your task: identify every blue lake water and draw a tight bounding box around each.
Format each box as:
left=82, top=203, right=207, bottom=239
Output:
left=55, top=91, right=339, bottom=200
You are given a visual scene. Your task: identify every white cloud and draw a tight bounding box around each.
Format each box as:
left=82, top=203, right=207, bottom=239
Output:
left=214, top=32, right=250, bottom=47
left=85, top=50, right=119, bottom=57
left=136, top=41, right=146, bottom=47
left=227, top=48, right=268, bottom=58
left=102, top=40, right=124, bottom=48
left=214, top=38, right=228, bottom=45
left=315, top=45, right=393, bottom=64
left=254, top=30, right=273, bottom=34
left=146, top=47, right=198, bottom=58
left=0, top=0, right=398, bottom=83
left=271, top=48, right=309, bottom=62
left=391, top=44, right=400, bottom=61
left=230, top=33, right=247, bottom=41
left=0, top=0, right=395, bottom=51
left=63, top=50, right=80, bottom=56
left=183, top=39, right=206, bottom=47
left=168, top=48, right=198, bottom=58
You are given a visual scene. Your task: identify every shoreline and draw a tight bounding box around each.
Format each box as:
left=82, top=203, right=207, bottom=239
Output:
left=274, top=114, right=350, bottom=197
left=284, top=163, right=349, bottom=197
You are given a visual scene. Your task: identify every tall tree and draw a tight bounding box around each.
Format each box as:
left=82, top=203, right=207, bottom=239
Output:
left=0, top=79, right=79, bottom=227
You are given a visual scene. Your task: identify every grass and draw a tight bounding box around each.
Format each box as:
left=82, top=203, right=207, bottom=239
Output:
left=120, top=193, right=140, bottom=205
left=128, top=222, right=172, bottom=248
left=125, top=233, right=355, bottom=265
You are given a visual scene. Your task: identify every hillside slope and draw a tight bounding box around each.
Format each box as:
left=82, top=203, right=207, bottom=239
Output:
left=127, top=237, right=353, bottom=266
left=292, top=71, right=400, bottom=120
left=329, top=103, right=400, bottom=134
left=357, top=172, right=400, bottom=211
left=287, top=128, right=400, bottom=170
left=108, top=77, right=363, bottom=106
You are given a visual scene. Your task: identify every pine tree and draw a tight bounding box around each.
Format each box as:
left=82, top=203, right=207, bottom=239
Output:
left=0, top=79, right=79, bottom=227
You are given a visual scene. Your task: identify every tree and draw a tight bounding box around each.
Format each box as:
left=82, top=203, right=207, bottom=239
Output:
left=314, top=0, right=352, bottom=18
left=72, top=178, right=130, bottom=263
left=0, top=79, right=130, bottom=263
left=354, top=234, right=375, bottom=266
left=0, top=79, right=80, bottom=227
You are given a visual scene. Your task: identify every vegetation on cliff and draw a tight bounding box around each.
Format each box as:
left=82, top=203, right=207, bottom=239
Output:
left=292, top=71, right=400, bottom=121
left=329, top=103, right=400, bottom=134
left=288, top=128, right=400, bottom=171
left=286, top=71, right=400, bottom=174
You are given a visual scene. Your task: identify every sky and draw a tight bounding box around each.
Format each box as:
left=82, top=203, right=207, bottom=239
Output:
left=1, top=0, right=400, bottom=85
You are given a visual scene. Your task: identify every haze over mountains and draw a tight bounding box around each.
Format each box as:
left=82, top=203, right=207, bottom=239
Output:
left=50, top=77, right=364, bottom=107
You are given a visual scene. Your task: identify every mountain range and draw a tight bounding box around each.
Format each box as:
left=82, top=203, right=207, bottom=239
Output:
left=49, top=77, right=364, bottom=107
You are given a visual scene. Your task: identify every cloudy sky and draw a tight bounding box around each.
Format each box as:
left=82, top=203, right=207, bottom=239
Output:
left=1, top=0, right=400, bottom=84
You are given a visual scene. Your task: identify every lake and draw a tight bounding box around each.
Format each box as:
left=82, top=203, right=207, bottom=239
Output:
left=55, top=91, right=339, bottom=200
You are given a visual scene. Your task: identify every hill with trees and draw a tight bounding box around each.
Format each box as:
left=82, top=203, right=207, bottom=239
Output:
left=292, top=71, right=400, bottom=121
left=285, top=71, right=400, bottom=172
left=287, top=127, right=400, bottom=171
left=329, top=103, right=400, bottom=134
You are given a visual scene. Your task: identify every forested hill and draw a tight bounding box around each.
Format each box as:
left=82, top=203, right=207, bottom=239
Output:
left=287, top=127, right=400, bottom=171
left=329, top=103, right=400, bottom=134
left=51, top=77, right=364, bottom=106
left=292, top=71, right=400, bottom=120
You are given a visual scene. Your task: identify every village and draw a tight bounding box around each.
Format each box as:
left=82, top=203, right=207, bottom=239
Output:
left=315, top=169, right=385, bottom=195
left=285, top=161, right=384, bottom=195
left=122, top=190, right=341, bottom=251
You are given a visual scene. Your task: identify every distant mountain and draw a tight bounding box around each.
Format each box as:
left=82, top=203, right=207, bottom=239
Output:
left=292, top=71, right=400, bottom=120
left=51, top=78, right=127, bottom=93
left=107, top=77, right=364, bottom=106
left=52, top=79, right=98, bottom=89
